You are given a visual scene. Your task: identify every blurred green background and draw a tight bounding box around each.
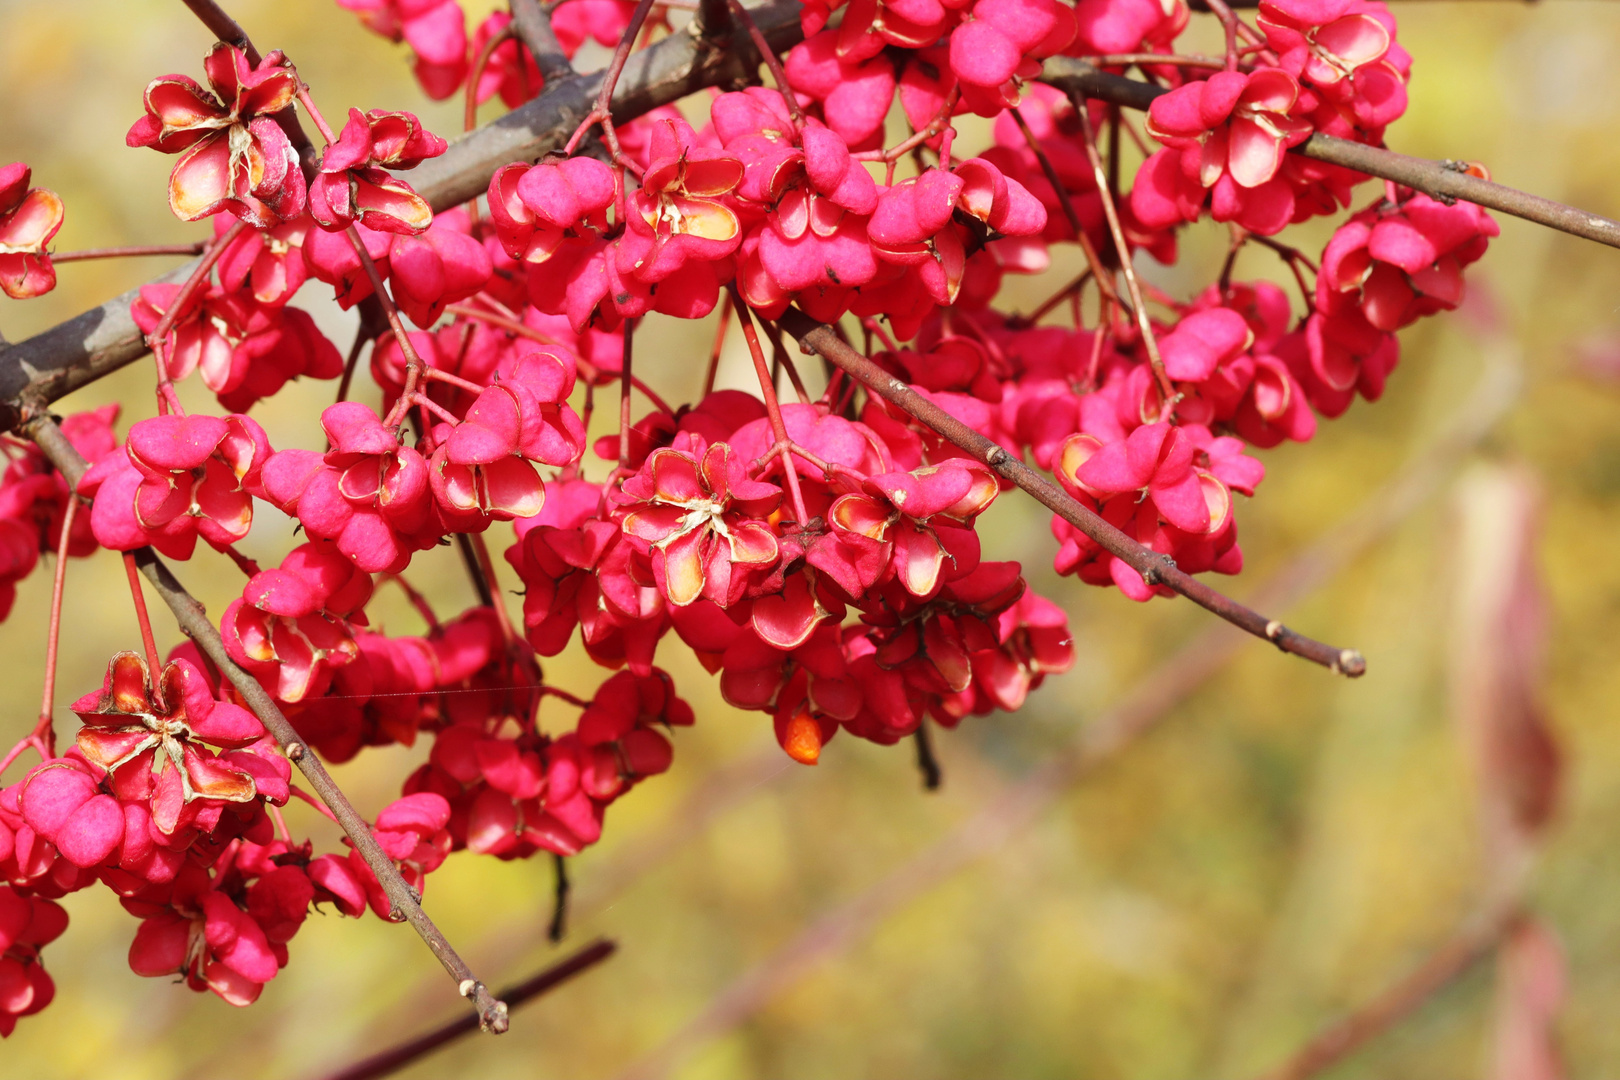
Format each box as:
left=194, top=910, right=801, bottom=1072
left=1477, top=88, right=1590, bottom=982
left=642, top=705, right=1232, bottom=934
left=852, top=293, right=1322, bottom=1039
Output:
left=2, top=1, right=1619, bottom=1076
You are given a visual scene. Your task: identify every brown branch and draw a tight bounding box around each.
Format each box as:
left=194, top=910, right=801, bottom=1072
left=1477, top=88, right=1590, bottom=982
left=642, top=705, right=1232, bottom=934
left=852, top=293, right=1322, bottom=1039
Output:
left=0, top=0, right=807, bottom=430
left=612, top=352, right=1522, bottom=1080
left=779, top=308, right=1367, bottom=677
left=315, top=939, right=617, bottom=1080
left=548, top=852, right=571, bottom=942
left=1253, top=902, right=1522, bottom=1080
left=695, top=0, right=732, bottom=36
left=455, top=533, right=498, bottom=608
left=509, top=0, right=577, bottom=84
left=24, top=416, right=511, bottom=1033
left=1041, top=57, right=1620, bottom=250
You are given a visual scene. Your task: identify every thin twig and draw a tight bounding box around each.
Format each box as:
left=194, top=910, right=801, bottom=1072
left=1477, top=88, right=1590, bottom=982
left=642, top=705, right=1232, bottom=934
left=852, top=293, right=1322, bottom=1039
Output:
left=143, top=220, right=246, bottom=414
left=314, top=940, right=616, bottom=1080
left=26, top=417, right=512, bottom=1034
left=1008, top=107, right=1127, bottom=314
left=335, top=299, right=386, bottom=404
left=122, top=551, right=167, bottom=699
left=1018, top=269, right=1092, bottom=327
left=51, top=243, right=208, bottom=263
left=382, top=572, right=441, bottom=632
left=549, top=853, right=571, bottom=943
left=1088, top=52, right=1226, bottom=69
left=618, top=317, right=636, bottom=467
left=779, top=309, right=1366, bottom=677
left=701, top=292, right=732, bottom=398
left=731, top=287, right=811, bottom=524
left=345, top=229, right=428, bottom=430
left=912, top=724, right=942, bottom=791
left=562, top=0, right=659, bottom=163
left=1041, top=57, right=1620, bottom=250
left=1075, top=100, right=1175, bottom=405
left=469, top=530, right=523, bottom=648
left=436, top=744, right=788, bottom=1010
left=758, top=315, right=811, bottom=404
left=465, top=22, right=517, bottom=133
left=727, top=0, right=803, bottom=123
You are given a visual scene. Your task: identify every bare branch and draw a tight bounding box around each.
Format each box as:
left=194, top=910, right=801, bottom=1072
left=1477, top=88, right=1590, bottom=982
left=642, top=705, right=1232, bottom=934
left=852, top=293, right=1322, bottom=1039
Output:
left=51, top=243, right=209, bottom=263
left=316, top=939, right=617, bottom=1080
left=24, top=416, right=512, bottom=1034
left=778, top=308, right=1368, bottom=677
left=1042, top=57, right=1620, bottom=249
left=178, top=0, right=261, bottom=61
left=509, top=0, right=576, bottom=84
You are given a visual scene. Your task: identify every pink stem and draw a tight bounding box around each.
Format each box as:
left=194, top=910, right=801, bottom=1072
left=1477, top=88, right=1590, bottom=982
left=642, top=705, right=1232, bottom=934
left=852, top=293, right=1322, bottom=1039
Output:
left=145, top=220, right=248, bottom=415
left=34, top=494, right=79, bottom=757
left=123, top=551, right=167, bottom=711
left=729, top=286, right=810, bottom=524
left=52, top=242, right=208, bottom=262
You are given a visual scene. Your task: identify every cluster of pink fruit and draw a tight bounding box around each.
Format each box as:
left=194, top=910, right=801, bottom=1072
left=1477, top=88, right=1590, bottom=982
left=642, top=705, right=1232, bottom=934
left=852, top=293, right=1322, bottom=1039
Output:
left=0, top=0, right=1496, bottom=1030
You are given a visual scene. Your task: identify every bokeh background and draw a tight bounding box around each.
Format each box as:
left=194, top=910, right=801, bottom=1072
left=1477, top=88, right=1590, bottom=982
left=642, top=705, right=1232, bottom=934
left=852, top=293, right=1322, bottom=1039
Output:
left=2, top=0, right=1619, bottom=1076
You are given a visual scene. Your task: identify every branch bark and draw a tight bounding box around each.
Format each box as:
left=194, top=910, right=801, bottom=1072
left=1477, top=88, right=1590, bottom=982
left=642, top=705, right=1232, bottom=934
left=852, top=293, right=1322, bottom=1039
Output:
left=508, top=0, right=576, bottom=84
left=24, top=415, right=511, bottom=1034
left=0, top=0, right=807, bottom=431
left=778, top=307, right=1368, bottom=677
left=1041, top=57, right=1620, bottom=249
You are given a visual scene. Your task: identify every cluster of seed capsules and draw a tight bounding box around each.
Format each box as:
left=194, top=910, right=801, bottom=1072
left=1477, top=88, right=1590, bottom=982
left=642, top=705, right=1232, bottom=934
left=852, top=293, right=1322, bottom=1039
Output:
left=0, top=0, right=1498, bottom=1028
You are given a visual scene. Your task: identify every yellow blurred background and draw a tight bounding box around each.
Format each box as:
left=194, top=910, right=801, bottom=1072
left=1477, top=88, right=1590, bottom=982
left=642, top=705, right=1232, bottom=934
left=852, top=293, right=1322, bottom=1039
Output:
left=2, top=0, right=1619, bottom=1077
